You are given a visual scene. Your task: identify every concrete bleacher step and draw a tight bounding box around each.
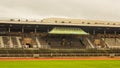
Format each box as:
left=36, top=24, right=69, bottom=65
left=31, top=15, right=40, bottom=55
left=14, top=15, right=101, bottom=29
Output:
left=38, top=38, right=50, bottom=49
left=103, top=38, right=120, bottom=48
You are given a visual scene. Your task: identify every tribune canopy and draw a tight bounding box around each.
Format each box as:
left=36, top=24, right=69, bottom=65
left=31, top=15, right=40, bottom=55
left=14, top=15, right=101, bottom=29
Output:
left=48, top=27, right=89, bottom=35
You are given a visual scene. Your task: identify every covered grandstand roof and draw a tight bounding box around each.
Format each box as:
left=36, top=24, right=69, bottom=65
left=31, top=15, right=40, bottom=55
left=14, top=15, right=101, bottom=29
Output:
left=48, top=27, right=89, bottom=35
left=0, top=18, right=120, bottom=28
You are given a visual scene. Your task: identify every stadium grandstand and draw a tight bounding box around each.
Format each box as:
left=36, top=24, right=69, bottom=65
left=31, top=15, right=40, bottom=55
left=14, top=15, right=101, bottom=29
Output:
left=0, top=18, right=119, bottom=57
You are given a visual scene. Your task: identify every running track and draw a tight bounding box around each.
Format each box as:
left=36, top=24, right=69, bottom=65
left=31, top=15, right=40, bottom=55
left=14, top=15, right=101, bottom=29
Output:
left=0, top=57, right=120, bottom=61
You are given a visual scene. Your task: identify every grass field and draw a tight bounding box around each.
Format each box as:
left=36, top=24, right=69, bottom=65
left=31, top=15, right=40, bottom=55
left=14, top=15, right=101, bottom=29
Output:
left=0, top=60, right=120, bottom=68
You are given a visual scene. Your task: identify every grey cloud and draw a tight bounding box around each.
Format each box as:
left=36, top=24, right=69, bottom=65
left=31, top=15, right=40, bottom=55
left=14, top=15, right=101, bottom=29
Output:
left=0, top=0, right=120, bottom=21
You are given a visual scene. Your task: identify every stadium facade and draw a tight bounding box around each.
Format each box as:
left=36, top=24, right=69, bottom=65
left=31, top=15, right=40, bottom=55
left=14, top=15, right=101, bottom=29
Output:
left=0, top=18, right=119, bottom=57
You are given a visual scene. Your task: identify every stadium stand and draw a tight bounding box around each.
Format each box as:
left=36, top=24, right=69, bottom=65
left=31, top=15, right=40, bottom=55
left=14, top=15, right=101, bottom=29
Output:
left=0, top=18, right=119, bottom=57
left=104, top=38, right=120, bottom=48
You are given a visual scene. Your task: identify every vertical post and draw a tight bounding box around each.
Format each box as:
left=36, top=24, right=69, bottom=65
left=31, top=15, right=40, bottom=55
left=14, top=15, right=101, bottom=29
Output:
left=35, top=28, right=37, bottom=34
left=47, top=28, right=49, bottom=32
left=35, top=27, right=37, bottom=48
left=22, top=26, right=24, bottom=48
left=22, top=26, right=24, bottom=33
left=93, top=30, right=96, bottom=41
left=93, top=30, right=95, bottom=35
left=114, top=31, right=116, bottom=37
left=8, top=27, right=10, bottom=33
left=104, top=30, right=106, bottom=40
left=35, top=27, right=37, bottom=40
left=9, top=27, right=11, bottom=48
left=35, top=27, right=41, bottom=48
left=114, top=31, right=117, bottom=43
left=8, top=27, right=10, bottom=38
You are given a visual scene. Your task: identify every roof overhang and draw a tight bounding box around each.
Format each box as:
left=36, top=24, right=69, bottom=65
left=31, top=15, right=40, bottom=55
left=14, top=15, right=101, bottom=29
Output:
left=0, top=20, right=120, bottom=28
left=48, top=27, right=89, bottom=35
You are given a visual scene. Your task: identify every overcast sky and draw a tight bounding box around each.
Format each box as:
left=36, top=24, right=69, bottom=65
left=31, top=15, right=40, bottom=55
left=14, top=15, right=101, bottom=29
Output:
left=0, top=0, right=120, bottom=21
